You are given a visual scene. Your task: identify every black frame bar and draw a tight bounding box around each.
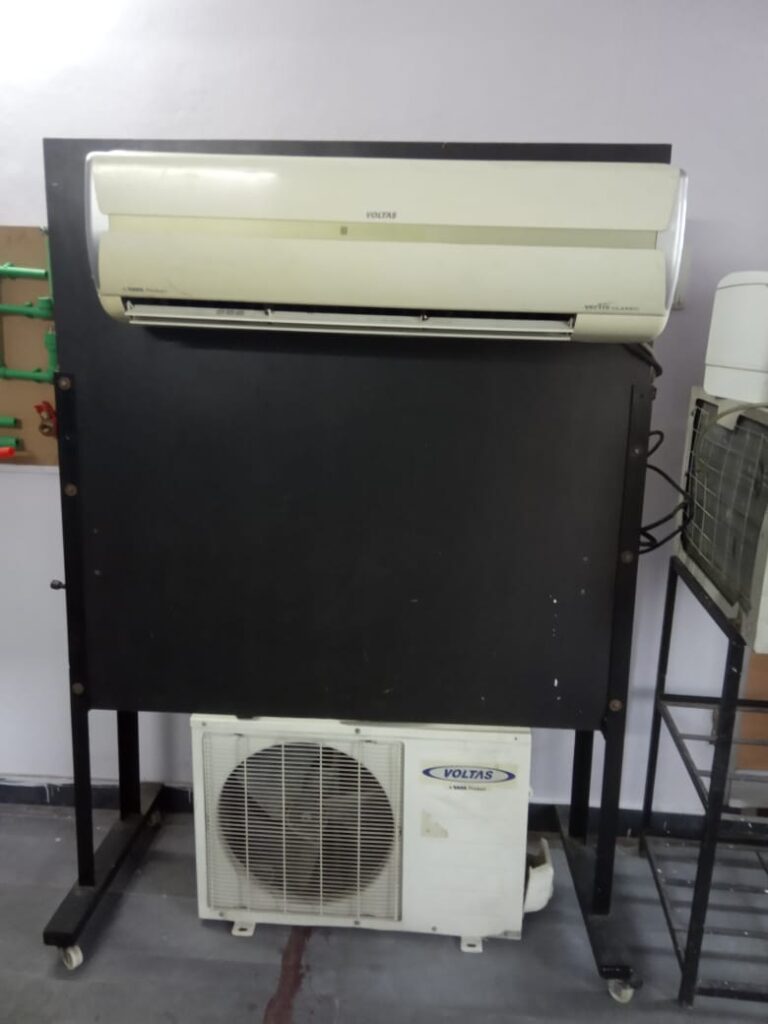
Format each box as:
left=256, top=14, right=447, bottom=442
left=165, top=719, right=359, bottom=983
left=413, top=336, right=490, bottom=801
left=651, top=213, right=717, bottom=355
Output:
left=568, top=731, right=594, bottom=841
left=42, top=375, right=164, bottom=954
left=557, top=383, right=653, bottom=992
left=641, top=555, right=768, bottom=1007
left=117, top=711, right=142, bottom=818
left=593, top=384, right=652, bottom=914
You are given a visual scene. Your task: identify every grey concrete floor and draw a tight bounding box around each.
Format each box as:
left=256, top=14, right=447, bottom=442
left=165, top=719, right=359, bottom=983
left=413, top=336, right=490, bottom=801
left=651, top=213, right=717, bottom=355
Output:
left=0, top=803, right=765, bottom=1023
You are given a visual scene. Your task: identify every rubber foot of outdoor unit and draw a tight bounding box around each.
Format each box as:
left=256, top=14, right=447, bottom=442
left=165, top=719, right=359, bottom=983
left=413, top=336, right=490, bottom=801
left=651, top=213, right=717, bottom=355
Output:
left=460, top=936, right=483, bottom=954
left=231, top=921, right=256, bottom=938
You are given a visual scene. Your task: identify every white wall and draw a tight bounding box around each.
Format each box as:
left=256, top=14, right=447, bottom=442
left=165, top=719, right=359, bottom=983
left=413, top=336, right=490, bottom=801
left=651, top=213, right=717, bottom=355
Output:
left=1, top=0, right=767, bottom=807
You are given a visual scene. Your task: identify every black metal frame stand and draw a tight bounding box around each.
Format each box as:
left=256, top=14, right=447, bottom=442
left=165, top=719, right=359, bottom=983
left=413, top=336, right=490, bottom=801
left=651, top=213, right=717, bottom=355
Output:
left=41, top=373, right=652, bottom=987
left=641, top=555, right=768, bottom=1007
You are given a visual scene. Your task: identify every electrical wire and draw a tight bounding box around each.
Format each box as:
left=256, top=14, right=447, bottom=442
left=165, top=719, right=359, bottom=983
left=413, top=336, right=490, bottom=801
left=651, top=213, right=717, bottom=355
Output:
left=638, top=430, right=691, bottom=555
left=647, top=430, right=664, bottom=457
left=645, top=462, right=690, bottom=500
left=641, top=501, right=687, bottom=533
left=639, top=521, right=687, bottom=553
left=623, top=343, right=663, bottom=376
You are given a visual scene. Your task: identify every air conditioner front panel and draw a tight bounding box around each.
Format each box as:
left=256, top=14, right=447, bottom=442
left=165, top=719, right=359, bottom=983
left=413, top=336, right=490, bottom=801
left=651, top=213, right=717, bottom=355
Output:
left=98, top=232, right=667, bottom=326
left=91, top=153, right=682, bottom=230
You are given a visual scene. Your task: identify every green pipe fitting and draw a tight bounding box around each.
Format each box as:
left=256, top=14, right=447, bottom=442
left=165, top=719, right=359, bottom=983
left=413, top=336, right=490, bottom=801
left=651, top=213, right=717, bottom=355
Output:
left=0, top=262, right=48, bottom=281
left=0, top=416, right=18, bottom=428
left=0, top=327, right=57, bottom=384
left=44, top=329, right=59, bottom=371
left=0, top=436, right=18, bottom=448
left=0, top=296, right=54, bottom=320
left=0, top=246, right=57, bottom=382
left=0, top=367, right=54, bottom=383
left=44, top=232, right=54, bottom=295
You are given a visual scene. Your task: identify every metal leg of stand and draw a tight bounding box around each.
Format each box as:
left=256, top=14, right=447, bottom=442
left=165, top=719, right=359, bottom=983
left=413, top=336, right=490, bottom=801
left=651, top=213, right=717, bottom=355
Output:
left=678, top=637, right=745, bottom=1006
left=71, top=698, right=95, bottom=887
left=592, top=708, right=627, bottom=915
left=43, top=708, right=162, bottom=953
left=589, top=382, right=652, bottom=917
left=569, top=731, right=594, bottom=840
left=641, top=559, right=678, bottom=832
left=117, top=711, right=141, bottom=818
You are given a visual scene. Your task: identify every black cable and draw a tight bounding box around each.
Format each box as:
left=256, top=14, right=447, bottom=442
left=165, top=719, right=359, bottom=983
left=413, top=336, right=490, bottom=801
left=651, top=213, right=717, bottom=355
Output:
left=641, top=501, right=687, bottom=533
left=640, top=498, right=692, bottom=553
left=639, top=521, right=687, bottom=553
left=623, top=343, right=663, bottom=376
left=646, top=462, right=689, bottom=500
left=639, top=451, right=692, bottom=553
left=647, top=430, right=664, bottom=457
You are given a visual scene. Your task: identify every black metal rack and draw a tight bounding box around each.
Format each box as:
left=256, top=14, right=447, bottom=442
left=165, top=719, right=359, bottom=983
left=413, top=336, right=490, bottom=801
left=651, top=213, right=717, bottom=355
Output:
left=641, top=555, right=768, bottom=1006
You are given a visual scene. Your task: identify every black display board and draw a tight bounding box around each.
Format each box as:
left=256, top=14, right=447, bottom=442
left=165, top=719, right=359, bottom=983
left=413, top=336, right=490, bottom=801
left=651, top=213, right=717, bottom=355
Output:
left=44, top=140, right=656, bottom=730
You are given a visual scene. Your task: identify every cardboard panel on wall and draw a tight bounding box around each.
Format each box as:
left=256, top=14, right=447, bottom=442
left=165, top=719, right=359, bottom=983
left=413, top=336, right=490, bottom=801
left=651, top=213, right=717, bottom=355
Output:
left=0, top=226, right=57, bottom=467
left=738, top=654, right=768, bottom=773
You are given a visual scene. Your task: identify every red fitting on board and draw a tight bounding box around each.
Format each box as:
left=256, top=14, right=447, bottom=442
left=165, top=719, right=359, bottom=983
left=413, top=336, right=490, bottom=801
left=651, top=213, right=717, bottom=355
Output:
left=35, top=400, right=58, bottom=438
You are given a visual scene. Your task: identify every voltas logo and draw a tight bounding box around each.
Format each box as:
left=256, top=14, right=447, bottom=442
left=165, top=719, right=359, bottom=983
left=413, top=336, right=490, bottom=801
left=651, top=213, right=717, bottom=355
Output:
left=422, top=766, right=516, bottom=783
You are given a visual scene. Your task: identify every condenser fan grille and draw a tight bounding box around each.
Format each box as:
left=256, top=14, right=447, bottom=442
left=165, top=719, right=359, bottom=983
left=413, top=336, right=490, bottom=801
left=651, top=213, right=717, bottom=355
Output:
left=683, top=400, right=768, bottom=609
left=202, top=732, right=402, bottom=920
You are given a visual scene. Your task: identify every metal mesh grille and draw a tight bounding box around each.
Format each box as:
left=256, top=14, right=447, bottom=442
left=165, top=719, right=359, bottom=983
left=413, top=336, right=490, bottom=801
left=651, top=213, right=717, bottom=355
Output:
left=683, top=400, right=768, bottom=608
left=201, top=730, right=402, bottom=920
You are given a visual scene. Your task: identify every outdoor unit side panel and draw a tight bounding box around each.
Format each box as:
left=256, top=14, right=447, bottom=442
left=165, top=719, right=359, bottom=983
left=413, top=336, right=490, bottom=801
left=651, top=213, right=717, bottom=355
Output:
left=399, top=733, right=531, bottom=939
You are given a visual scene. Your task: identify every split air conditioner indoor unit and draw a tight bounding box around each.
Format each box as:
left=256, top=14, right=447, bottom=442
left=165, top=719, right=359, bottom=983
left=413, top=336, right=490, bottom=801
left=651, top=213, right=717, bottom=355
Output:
left=87, top=152, right=686, bottom=344
left=191, top=715, right=552, bottom=950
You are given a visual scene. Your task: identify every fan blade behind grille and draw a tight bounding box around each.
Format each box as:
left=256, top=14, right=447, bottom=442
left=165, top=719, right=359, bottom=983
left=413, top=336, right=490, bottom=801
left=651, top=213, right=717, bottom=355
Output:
left=218, top=741, right=395, bottom=903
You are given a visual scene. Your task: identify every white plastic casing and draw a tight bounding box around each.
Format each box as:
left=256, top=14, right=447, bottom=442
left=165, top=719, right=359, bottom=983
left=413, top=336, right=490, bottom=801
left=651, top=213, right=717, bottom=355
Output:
left=704, top=272, right=768, bottom=403
left=87, top=152, right=687, bottom=344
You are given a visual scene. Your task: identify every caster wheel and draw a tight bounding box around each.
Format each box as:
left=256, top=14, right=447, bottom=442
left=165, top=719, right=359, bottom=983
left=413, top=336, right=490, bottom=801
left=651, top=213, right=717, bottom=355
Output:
left=607, top=979, right=635, bottom=1005
left=148, top=809, right=162, bottom=827
left=60, top=945, right=84, bottom=971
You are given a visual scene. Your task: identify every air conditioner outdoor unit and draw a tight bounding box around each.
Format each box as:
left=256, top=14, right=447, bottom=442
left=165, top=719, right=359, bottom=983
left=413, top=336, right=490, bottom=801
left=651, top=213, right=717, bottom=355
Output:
left=678, top=390, right=768, bottom=653
left=675, top=273, right=768, bottom=651
left=191, top=715, right=552, bottom=950
left=88, top=151, right=686, bottom=344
